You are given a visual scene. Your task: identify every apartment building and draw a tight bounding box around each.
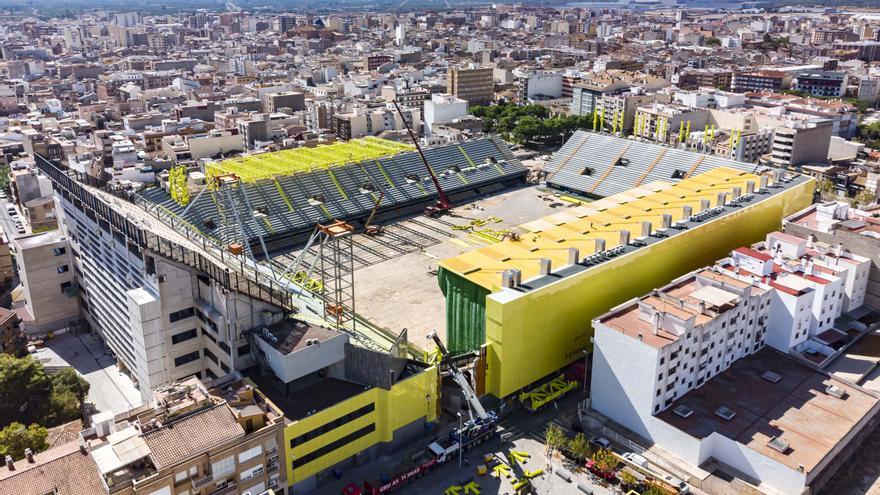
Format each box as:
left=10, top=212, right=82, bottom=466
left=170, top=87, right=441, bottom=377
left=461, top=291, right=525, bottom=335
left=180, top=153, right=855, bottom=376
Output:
left=423, top=93, right=468, bottom=136
left=37, top=155, right=286, bottom=404
left=858, top=76, right=880, bottom=103
left=712, top=128, right=774, bottom=163
left=447, top=67, right=494, bottom=106
left=731, top=71, right=792, bottom=93
left=792, top=71, right=848, bottom=98
left=12, top=230, right=79, bottom=335
left=570, top=79, right=631, bottom=116
left=515, top=70, right=563, bottom=100
left=261, top=92, right=306, bottom=113
left=592, top=237, right=877, bottom=495
left=675, top=69, right=733, bottom=90
left=592, top=267, right=772, bottom=418
left=770, top=119, right=833, bottom=168
left=784, top=201, right=880, bottom=310
left=87, top=375, right=284, bottom=495
left=600, top=90, right=665, bottom=134
left=726, top=237, right=869, bottom=353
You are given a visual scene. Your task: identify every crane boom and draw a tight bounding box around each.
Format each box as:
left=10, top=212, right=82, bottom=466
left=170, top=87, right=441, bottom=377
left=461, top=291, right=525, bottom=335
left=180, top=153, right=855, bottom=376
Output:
left=391, top=99, right=450, bottom=213
left=428, top=331, right=489, bottom=421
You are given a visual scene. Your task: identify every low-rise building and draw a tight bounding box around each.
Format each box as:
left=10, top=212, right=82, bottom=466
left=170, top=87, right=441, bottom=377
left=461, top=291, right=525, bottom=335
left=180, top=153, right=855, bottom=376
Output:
left=591, top=236, right=878, bottom=495
left=784, top=201, right=880, bottom=310
left=244, top=319, right=439, bottom=494
left=12, top=230, right=79, bottom=335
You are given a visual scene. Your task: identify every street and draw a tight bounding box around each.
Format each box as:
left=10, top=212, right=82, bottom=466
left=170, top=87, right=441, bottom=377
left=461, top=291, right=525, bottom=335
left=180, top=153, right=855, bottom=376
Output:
left=0, top=198, right=26, bottom=240
left=317, top=393, right=619, bottom=495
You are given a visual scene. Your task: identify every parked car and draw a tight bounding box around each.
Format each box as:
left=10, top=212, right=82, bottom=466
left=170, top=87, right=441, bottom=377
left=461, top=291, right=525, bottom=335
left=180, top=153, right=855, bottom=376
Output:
left=589, top=436, right=611, bottom=450
left=663, top=474, right=690, bottom=494
left=622, top=452, right=648, bottom=468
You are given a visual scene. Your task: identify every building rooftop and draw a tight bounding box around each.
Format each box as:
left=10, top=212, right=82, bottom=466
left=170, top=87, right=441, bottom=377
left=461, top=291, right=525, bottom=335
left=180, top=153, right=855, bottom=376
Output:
left=441, top=166, right=800, bottom=292
left=246, top=372, right=369, bottom=421
left=258, top=318, right=340, bottom=355
left=143, top=403, right=246, bottom=470
left=657, top=347, right=879, bottom=475
left=0, top=441, right=105, bottom=495
left=598, top=267, right=757, bottom=349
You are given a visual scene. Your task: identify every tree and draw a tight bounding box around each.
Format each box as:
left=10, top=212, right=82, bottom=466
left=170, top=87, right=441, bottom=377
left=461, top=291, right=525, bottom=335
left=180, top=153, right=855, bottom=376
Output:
left=855, top=189, right=877, bottom=208
left=46, top=368, right=89, bottom=424
left=705, top=37, right=721, bottom=47
left=592, top=448, right=619, bottom=473
left=0, top=355, right=51, bottom=426
left=567, top=432, right=591, bottom=462
left=51, top=368, right=90, bottom=404
left=643, top=483, right=668, bottom=495
left=0, top=422, right=48, bottom=460
left=544, top=424, right=567, bottom=458
left=0, top=164, right=9, bottom=193
left=619, top=470, right=638, bottom=488
left=819, top=179, right=837, bottom=200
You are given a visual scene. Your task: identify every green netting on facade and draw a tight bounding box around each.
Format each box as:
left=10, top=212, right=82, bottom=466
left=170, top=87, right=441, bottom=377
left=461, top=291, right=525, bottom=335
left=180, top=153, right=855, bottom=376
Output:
left=438, top=267, right=489, bottom=355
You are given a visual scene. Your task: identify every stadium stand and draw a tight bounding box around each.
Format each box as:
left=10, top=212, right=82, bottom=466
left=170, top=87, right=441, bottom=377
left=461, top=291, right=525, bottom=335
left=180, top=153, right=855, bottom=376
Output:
left=546, top=131, right=756, bottom=198
left=140, top=137, right=527, bottom=251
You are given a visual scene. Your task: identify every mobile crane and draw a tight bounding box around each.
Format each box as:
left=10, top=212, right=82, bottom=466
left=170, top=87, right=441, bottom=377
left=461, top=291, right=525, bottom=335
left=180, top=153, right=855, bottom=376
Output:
left=426, top=330, right=499, bottom=462
left=345, top=332, right=498, bottom=495
left=392, top=99, right=451, bottom=216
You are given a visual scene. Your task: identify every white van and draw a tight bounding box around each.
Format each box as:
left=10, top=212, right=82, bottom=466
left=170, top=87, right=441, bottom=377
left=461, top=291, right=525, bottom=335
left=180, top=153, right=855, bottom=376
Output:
left=622, top=452, right=648, bottom=468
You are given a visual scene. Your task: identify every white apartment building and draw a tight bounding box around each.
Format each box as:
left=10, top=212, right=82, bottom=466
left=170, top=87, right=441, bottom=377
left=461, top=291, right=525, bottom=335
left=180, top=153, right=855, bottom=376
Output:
left=592, top=266, right=771, bottom=421
left=39, top=155, right=285, bottom=406
left=734, top=232, right=871, bottom=342
left=423, top=93, right=468, bottom=136
left=591, top=234, right=875, bottom=495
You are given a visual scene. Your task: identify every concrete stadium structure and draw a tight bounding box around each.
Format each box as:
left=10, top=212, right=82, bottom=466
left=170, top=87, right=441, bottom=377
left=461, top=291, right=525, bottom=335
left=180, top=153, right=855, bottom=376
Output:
left=439, top=167, right=815, bottom=398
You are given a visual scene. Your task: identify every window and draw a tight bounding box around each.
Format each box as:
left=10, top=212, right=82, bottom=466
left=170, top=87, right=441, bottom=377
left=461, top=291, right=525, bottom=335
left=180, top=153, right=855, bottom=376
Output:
left=240, top=463, right=264, bottom=482
left=204, top=348, right=218, bottom=365
left=239, top=445, right=263, bottom=464
left=174, top=351, right=200, bottom=367
left=211, top=455, right=235, bottom=478
left=59, top=281, right=72, bottom=294
left=57, top=265, right=69, bottom=274
left=52, top=247, right=66, bottom=256
left=170, top=307, right=195, bottom=323
left=238, top=344, right=251, bottom=357
left=171, top=329, right=198, bottom=345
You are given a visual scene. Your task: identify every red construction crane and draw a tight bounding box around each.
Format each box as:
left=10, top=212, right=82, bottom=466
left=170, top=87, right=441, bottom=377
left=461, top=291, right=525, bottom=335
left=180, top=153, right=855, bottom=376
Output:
left=392, top=99, right=450, bottom=216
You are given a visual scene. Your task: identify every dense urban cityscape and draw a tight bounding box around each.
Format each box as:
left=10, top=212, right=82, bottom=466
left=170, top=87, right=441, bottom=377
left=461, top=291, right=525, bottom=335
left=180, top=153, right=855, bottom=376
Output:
left=0, top=2, right=878, bottom=495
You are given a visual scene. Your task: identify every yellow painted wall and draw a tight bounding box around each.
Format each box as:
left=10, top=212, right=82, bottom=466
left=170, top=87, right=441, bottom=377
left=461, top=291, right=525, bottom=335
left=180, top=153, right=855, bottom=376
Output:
left=484, top=179, right=815, bottom=398
left=284, top=366, right=439, bottom=486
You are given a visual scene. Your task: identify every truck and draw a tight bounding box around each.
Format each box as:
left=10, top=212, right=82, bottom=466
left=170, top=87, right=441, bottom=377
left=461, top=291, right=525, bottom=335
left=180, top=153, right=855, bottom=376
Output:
left=426, top=330, right=499, bottom=461
left=351, top=454, right=439, bottom=495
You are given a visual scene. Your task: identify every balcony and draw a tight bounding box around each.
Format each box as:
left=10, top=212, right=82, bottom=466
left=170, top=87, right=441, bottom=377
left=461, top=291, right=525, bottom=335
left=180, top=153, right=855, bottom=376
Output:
left=191, top=473, right=214, bottom=490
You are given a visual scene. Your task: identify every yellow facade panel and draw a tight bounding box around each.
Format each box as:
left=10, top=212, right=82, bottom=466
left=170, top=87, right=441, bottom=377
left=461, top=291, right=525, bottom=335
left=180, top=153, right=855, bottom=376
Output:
left=482, top=177, right=815, bottom=397
left=284, top=367, right=438, bottom=486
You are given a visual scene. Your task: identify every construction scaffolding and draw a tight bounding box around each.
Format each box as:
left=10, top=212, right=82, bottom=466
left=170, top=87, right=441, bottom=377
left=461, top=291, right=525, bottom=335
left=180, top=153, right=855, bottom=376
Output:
left=277, top=220, right=357, bottom=334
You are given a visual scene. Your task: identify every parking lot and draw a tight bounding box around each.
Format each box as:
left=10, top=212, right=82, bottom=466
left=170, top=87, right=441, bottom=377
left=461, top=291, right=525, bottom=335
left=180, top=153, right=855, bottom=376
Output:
left=42, top=331, right=144, bottom=415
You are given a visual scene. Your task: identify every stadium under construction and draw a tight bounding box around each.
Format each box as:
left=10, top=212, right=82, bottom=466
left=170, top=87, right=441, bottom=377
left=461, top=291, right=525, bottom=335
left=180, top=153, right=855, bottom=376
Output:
left=138, top=133, right=815, bottom=391
left=38, top=131, right=818, bottom=493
